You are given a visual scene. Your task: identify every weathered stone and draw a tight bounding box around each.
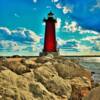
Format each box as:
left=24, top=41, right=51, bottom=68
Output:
left=7, top=61, right=30, bottom=74
left=0, top=70, right=18, bottom=85
left=83, top=86, right=100, bottom=100
left=44, top=61, right=52, bottom=66
left=54, top=63, right=91, bottom=79
left=36, top=54, right=54, bottom=63
left=19, top=90, right=35, bottom=100
left=0, top=66, right=7, bottom=72
left=29, top=82, right=58, bottom=100
left=0, top=57, right=93, bottom=100
left=34, top=65, right=72, bottom=99
left=71, top=77, right=91, bottom=88
left=21, top=58, right=37, bottom=68
left=70, top=77, right=91, bottom=99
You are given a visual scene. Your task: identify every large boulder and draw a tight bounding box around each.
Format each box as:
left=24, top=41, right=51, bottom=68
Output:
left=35, top=54, right=54, bottom=64
left=6, top=61, right=30, bottom=74
left=0, top=70, right=44, bottom=100
left=0, top=69, right=68, bottom=100
left=71, top=77, right=91, bottom=88
left=70, top=77, right=91, bottom=100
left=21, top=58, right=37, bottom=68
left=0, top=56, right=93, bottom=100
left=0, top=70, right=19, bottom=100
left=29, top=82, right=58, bottom=100
left=54, top=63, right=91, bottom=79
left=0, top=66, right=7, bottom=72
left=83, top=86, right=100, bottom=100
left=34, top=65, right=72, bottom=99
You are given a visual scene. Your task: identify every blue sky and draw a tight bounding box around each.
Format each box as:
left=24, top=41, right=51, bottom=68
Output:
left=0, top=0, right=100, bottom=56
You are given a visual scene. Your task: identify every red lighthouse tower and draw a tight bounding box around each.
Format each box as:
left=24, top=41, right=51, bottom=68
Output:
left=40, top=12, right=58, bottom=56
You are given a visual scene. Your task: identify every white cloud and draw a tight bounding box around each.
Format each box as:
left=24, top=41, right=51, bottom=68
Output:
left=82, top=35, right=100, bottom=42
left=57, top=38, right=79, bottom=48
left=76, top=43, right=92, bottom=52
left=33, top=0, right=37, bottom=3
left=90, top=0, right=100, bottom=11
left=0, top=27, right=40, bottom=43
left=75, top=35, right=100, bottom=52
left=56, top=3, right=62, bottom=9
left=0, top=27, right=11, bottom=35
left=63, top=6, right=72, bottom=14
left=56, top=18, right=61, bottom=29
left=81, top=35, right=100, bottom=51
left=0, top=40, right=19, bottom=51
left=0, top=40, right=42, bottom=53
left=57, top=38, right=67, bottom=46
left=63, top=21, right=99, bottom=35
left=55, top=2, right=73, bottom=14
left=67, top=39, right=79, bottom=43
left=0, top=27, right=41, bottom=54
left=79, top=27, right=99, bottom=35
left=63, top=21, right=78, bottom=32
left=95, top=41, right=100, bottom=50
left=57, top=35, right=100, bottom=54
left=52, top=0, right=59, bottom=3
left=57, top=38, right=93, bottom=54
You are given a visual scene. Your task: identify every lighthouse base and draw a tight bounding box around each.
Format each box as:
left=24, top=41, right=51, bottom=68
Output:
left=39, top=51, right=59, bottom=57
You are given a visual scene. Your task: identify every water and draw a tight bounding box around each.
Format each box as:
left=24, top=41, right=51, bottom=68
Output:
left=65, top=57, right=100, bottom=82
left=80, top=61, right=100, bottom=83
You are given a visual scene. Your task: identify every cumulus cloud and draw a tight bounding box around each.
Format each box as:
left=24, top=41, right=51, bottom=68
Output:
left=57, top=35, right=100, bottom=55
left=64, top=40, right=92, bottom=53
left=56, top=3, right=62, bottom=9
left=55, top=2, right=72, bottom=14
left=82, top=35, right=100, bottom=42
left=52, top=0, right=59, bottom=3
left=57, top=38, right=67, bottom=46
left=76, top=43, right=92, bottom=52
left=33, top=0, right=37, bottom=3
left=56, top=18, right=61, bottom=29
left=63, top=6, right=72, bottom=14
left=82, top=35, right=100, bottom=51
left=63, top=21, right=99, bottom=35
left=0, top=40, right=19, bottom=51
left=0, top=27, right=11, bottom=35
left=90, top=0, right=100, bottom=11
left=57, top=38, right=79, bottom=51
left=0, top=27, right=40, bottom=43
left=0, top=27, right=41, bottom=55
left=63, top=21, right=78, bottom=32
left=79, top=35, right=100, bottom=52
left=93, top=41, right=100, bottom=51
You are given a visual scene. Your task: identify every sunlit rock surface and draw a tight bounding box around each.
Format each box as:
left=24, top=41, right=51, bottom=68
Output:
left=83, top=86, right=100, bottom=100
left=0, top=55, right=94, bottom=100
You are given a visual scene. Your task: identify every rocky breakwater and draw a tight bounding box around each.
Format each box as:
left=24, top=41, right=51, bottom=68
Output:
left=0, top=55, right=92, bottom=100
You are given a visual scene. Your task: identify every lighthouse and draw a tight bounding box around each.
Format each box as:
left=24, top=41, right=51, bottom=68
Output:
left=40, top=12, right=58, bottom=56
